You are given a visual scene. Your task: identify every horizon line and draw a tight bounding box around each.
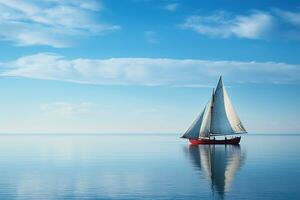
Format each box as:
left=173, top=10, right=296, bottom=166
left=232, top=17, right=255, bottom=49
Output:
left=0, top=132, right=299, bottom=136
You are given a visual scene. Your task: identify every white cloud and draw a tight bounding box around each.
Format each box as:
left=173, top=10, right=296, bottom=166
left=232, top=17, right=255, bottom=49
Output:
left=181, top=11, right=273, bottom=39
left=162, top=3, right=180, bottom=12
left=272, top=8, right=300, bottom=40
left=181, top=8, right=300, bottom=40
left=0, top=0, right=120, bottom=47
left=274, top=9, right=300, bottom=27
left=144, top=31, right=158, bottom=44
left=40, top=102, right=92, bottom=117
left=231, top=12, right=273, bottom=39
left=1, top=53, right=299, bottom=86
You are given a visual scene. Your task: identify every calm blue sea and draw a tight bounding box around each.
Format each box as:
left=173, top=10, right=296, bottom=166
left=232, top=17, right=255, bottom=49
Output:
left=0, top=134, right=299, bottom=200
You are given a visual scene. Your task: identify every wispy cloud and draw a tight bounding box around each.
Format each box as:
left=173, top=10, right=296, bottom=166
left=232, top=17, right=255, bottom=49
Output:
left=144, top=31, right=158, bottom=44
left=181, top=11, right=273, bottom=39
left=181, top=8, right=300, bottom=40
left=0, top=0, right=120, bottom=47
left=274, top=8, right=300, bottom=27
left=272, top=8, right=300, bottom=40
left=1, top=53, right=299, bottom=86
left=162, top=3, right=180, bottom=12
left=40, top=102, right=92, bottom=117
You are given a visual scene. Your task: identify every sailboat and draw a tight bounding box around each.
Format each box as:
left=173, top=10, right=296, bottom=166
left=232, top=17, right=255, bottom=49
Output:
left=181, top=76, right=247, bottom=145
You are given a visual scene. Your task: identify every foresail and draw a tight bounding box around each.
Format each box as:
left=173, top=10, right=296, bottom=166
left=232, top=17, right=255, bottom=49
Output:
left=181, top=108, right=205, bottom=139
left=211, top=77, right=246, bottom=135
left=182, top=100, right=212, bottom=139
left=199, top=100, right=212, bottom=137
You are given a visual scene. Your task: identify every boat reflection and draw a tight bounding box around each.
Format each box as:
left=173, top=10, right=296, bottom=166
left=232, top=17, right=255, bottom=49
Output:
left=186, top=145, right=246, bottom=199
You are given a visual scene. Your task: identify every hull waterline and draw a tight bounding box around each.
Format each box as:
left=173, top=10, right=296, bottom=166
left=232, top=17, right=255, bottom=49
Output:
left=189, top=137, right=241, bottom=145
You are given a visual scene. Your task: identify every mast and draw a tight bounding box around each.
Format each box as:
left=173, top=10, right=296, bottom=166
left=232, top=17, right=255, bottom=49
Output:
left=209, top=88, right=215, bottom=137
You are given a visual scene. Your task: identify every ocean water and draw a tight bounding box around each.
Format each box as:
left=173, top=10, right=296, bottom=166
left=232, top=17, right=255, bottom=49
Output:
left=0, top=134, right=299, bottom=200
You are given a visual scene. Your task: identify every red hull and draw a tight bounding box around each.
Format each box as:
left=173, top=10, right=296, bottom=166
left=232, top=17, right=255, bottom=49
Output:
left=189, top=137, right=241, bottom=145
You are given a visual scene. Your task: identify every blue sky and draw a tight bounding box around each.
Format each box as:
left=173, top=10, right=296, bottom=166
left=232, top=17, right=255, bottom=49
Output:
left=0, top=0, right=299, bottom=133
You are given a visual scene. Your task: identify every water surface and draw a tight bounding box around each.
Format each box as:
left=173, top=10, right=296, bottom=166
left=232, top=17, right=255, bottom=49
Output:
left=0, top=134, right=299, bottom=200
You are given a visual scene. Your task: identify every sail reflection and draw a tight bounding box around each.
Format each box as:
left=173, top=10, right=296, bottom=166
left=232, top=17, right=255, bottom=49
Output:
left=186, top=145, right=246, bottom=198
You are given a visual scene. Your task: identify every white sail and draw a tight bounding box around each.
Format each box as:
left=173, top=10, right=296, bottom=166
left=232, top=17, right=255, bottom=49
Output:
left=199, top=99, right=212, bottom=137
left=211, top=77, right=246, bottom=135
left=182, top=101, right=212, bottom=139
left=181, top=108, right=205, bottom=139
left=223, top=87, right=246, bottom=133
left=182, top=76, right=246, bottom=139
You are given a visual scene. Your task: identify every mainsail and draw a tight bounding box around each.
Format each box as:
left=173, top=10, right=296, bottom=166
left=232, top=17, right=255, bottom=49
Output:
left=210, top=77, right=246, bottom=135
left=181, top=76, right=246, bottom=139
